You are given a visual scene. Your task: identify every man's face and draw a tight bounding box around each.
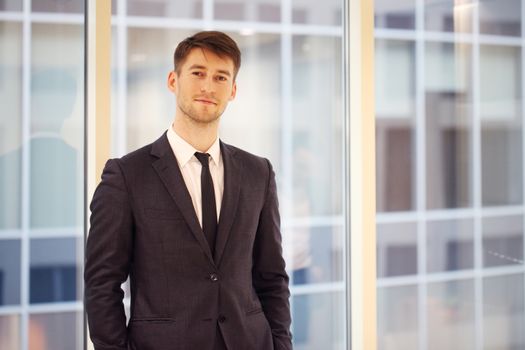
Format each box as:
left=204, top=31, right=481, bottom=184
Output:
left=168, top=48, right=237, bottom=125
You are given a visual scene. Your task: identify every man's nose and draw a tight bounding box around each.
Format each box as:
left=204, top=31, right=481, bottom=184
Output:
left=200, top=77, right=214, bottom=93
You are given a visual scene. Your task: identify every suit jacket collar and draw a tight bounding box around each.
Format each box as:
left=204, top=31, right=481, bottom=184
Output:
left=150, top=132, right=242, bottom=267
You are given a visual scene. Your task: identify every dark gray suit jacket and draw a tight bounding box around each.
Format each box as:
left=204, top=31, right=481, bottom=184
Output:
left=85, top=133, right=292, bottom=350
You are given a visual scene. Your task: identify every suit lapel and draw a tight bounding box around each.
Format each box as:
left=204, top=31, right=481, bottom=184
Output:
left=151, top=133, right=215, bottom=266
left=214, top=141, right=242, bottom=266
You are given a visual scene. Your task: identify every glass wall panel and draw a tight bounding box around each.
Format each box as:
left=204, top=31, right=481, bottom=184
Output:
left=480, top=45, right=522, bottom=207
left=31, top=23, right=84, bottom=229
left=424, top=0, right=473, bottom=33
left=0, top=22, right=22, bottom=230
left=291, top=35, right=342, bottom=217
left=479, top=0, right=521, bottom=37
left=482, top=215, right=523, bottom=268
left=377, top=285, right=418, bottom=349
left=425, top=42, right=472, bottom=209
left=128, top=0, right=203, bottom=18
left=291, top=292, right=344, bottom=350
left=30, top=238, right=79, bottom=304
left=32, top=0, right=83, bottom=14
left=427, top=218, right=474, bottom=272
left=215, top=0, right=281, bottom=22
left=0, top=239, right=21, bottom=306
left=0, top=314, right=20, bottom=349
left=376, top=39, right=416, bottom=212
left=0, top=0, right=21, bottom=11
left=427, top=279, right=475, bottom=350
left=483, top=274, right=525, bottom=349
left=375, top=0, right=415, bottom=30
left=377, top=222, right=417, bottom=277
left=29, top=312, right=82, bottom=350
left=291, top=0, right=342, bottom=26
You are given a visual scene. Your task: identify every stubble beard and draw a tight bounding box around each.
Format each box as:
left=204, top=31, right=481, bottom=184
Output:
left=178, top=100, right=224, bottom=125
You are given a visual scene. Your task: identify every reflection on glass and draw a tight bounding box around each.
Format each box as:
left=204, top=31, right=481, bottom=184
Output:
left=32, top=0, right=84, bottom=13
left=29, top=312, right=81, bottom=350
left=0, top=0, right=22, bottom=11
left=376, top=39, right=415, bottom=212
left=292, top=0, right=341, bottom=25
left=425, top=0, right=473, bottom=33
left=291, top=292, right=344, bottom=350
left=128, top=0, right=202, bottom=18
left=284, top=225, right=343, bottom=285
left=0, top=22, right=22, bottom=229
left=427, top=280, right=475, bottom=350
left=479, top=0, right=521, bottom=36
left=375, top=0, right=415, bottom=29
left=31, top=24, right=84, bottom=228
left=483, top=274, right=525, bottom=349
left=0, top=315, right=20, bottom=350
left=215, top=0, right=280, bottom=22
left=30, top=238, right=78, bottom=304
left=426, top=42, right=472, bottom=209
left=427, top=219, right=474, bottom=272
left=0, top=240, right=21, bottom=306
left=482, top=215, right=523, bottom=268
left=291, top=35, right=342, bottom=217
left=377, top=222, right=417, bottom=277
left=480, top=45, right=522, bottom=206
left=377, top=285, right=418, bottom=349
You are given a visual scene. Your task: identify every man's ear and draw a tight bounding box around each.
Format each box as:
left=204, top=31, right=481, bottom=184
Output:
left=167, top=71, right=177, bottom=93
left=229, top=81, right=237, bottom=101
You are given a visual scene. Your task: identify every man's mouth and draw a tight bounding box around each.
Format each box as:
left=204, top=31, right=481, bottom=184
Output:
left=194, top=98, right=217, bottom=105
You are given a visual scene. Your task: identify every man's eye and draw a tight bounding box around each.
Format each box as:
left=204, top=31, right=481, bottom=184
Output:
left=192, top=71, right=204, bottom=77
left=216, top=76, right=227, bottom=81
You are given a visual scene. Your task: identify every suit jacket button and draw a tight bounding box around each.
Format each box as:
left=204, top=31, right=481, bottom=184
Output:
left=210, top=273, right=219, bottom=282
left=218, top=315, right=226, bottom=323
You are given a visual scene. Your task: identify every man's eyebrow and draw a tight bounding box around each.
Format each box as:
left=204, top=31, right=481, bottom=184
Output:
left=188, top=64, right=231, bottom=77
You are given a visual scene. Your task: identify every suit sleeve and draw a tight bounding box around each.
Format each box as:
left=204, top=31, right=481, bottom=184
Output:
left=85, top=159, right=133, bottom=350
left=252, top=159, right=293, bottom=350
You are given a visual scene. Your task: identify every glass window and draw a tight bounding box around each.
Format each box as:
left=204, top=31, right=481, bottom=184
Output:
left=30, top=238, right=79, bottom=304
left=377, top=285, right=419, bottom=349
left=29, top=312, right=82, bottom=350
left=376, top=39, right=416, bottom=212
left=0, top=239, right=21, bottom=306
left=291, top=292, right=344, bottom=349
left=427, top=279, right=475, bottom=350
left=31, top=23, right=84, bottom=229
left=377, top=222, right=417, bottom=277
left=0, top=314, right=20, bottom=349
left=480, top=45, right=522, bottom=206
left=32, top=0, right=84, bottom=13
left=425, top=42, right=472, bottom=209
left=0, top=0, right=22, bottom=11
left=214, top=0, right=281, bottom=22
left=128, top=0, right=203, bottom=18
left=427, top=218, right=474, bottom=273
left=375, top=0, right=415, bottom=30
left=292, top=0, right=342, bottom=26
left=479, top=0, right=521, bottom=37
left=483, top=274, right=525, bottom=349
left=285, top=225, right=343, bottom=285
left=424, top=0, right=473, bottom=33
left=0, top=22, right=22, bottom=230
left=482, top=215, right=523, bottom=268
left=291, top=35, right=342, bottom=217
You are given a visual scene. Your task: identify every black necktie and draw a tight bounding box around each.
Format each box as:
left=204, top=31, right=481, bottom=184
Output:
left=194, top=152, right=218, bottom=254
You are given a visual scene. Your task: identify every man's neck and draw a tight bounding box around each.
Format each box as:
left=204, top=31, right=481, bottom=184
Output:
left=172, top=116, right=219, bottom=152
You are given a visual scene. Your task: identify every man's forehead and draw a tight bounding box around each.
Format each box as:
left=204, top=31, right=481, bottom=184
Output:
left=183, top=48, right=234, bottom=72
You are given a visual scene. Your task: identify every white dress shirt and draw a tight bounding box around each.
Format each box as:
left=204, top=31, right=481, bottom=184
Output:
left=166, top=126, right=224, bottom=227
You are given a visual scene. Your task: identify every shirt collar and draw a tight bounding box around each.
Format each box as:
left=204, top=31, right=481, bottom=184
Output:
left=167, top=125, right=221, bottom=168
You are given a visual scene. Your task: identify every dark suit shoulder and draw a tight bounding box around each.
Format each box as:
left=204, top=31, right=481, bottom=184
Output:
left=221, top=142, right=273, bottom=174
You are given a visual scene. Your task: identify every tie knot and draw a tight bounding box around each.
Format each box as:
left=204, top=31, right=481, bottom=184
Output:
left=195, top=152, right=210, bottom=168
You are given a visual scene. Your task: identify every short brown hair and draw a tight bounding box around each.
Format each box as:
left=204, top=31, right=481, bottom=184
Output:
left=174, top=31, right=241, bottom=80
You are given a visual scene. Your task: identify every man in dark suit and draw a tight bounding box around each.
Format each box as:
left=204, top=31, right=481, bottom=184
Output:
left=84, top=31, right=292, bottom=350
